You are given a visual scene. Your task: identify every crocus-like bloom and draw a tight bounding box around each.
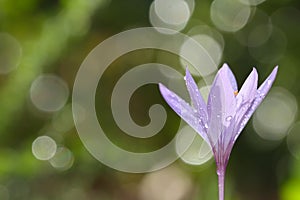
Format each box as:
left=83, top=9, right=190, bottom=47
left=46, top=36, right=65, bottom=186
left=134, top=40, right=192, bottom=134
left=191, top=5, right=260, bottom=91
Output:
left=159, top=63, right=278, bottom=200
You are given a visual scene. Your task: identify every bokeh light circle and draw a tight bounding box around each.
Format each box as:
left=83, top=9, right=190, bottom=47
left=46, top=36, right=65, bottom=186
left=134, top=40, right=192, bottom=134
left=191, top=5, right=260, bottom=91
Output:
left=30, top=74, right=69, bottom=112
left=247, top=23, right=273, bottom=47
left=185, top=0, right=195, bottom=14
left=139, top=166, right=192, bottom=200
left=32, top=136, right=57, bottom=160
left=239, top=0, right=266, bottom=6
left=149, top=1, right=190, bottom=34
left=210, top=0, right=251, bottom=32
left=176, top=125, right=213, bottom=165
left=154, top=0, right=190, bottom=26
left=248, top=26, right=287, bottom=63
left=180, top=34, right=222, bottom=76
left=253, top=87, right=297, bottom=141
left=49, top=147, right=74, bottom=170
left=235, top=9, right=271, bottom=47
left=187, top=25, right=225, bottom=51
left=0, top=33, right=22, bottom=74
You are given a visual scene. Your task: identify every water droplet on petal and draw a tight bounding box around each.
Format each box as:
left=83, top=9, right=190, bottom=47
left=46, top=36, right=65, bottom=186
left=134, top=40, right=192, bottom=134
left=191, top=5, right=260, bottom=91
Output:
left=259, top=93, right=266, bottom=98
left=226, top=116, right=232, bottom=121
left=204, top=123, right=209, bottom=129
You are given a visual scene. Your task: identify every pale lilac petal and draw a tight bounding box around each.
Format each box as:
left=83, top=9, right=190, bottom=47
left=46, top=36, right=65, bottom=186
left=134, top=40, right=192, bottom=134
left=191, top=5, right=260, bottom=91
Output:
left=236, top=66, right=278, bottom=135
left=207, top=84, right=223, bottom=152
left=207, top=66, right=237, bottom=148
left=222, top=63, right=238, bottom=91
left=236, top=68, right=258, bottom=107
left=222, top=121, right=235, bottom=165
left=234, top=68, right=258, bottom=130
left=256, top=66, right=278, bottom=102
left=223, top=69, right=259, bottom=164
left=185, top=68, right=208, bottom=129
left=208, top=65, right=237, bottom=125
left=158, top=83, right=210, bottom=144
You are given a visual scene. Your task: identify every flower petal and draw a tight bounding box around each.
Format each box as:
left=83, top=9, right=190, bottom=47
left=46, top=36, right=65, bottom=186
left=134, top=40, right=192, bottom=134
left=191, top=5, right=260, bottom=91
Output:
left=207, top=66, right=237, bottom=148
left=236, top=68, right=258, bottom=107
left=185, top=68, right=208, bottom=129
left=222, top=63, right=238, bottom=92
left=158, top=83, right=210, bottom=144
left=236, top=66, right=278, bottom=135
left=207, top=84, right=223, bottom=151
left=221, top=120, right=235, bottom=165
left=234, top=68, right=258, bottom=130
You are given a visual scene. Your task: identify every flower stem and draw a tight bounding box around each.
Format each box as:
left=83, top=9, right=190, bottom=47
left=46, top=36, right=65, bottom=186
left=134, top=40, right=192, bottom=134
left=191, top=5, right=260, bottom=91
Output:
left=217, top=166, right=226, bottom=200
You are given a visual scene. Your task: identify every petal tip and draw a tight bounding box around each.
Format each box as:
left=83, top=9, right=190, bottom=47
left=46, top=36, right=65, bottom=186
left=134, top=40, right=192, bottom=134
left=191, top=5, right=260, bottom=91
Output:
left=158, top=83, right=172, bottom=100
left=273, top=65, right=279, bottom=73
left=159, top=81, right=165, bottom=87
left=252, top=67, right=258, bottom=77
left=220, top=63, right=230, bottom=72
left=268, top=66, right=279, bottom=80
left=222, top=63, right=230, bottom=68
left=158, top=83, right=166, bottom=92
left=219, top=63, right=233, bottom=75
left=217, top=63, right=230, bottom=76
left=185, top=67, right=192, bottom=78
left=269, top=66, right=279, bottom=82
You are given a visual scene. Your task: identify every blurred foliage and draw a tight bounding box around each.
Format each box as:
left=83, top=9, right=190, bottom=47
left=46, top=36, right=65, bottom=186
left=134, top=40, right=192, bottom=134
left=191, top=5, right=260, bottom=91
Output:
left=1, top=0, right=300, bottom=199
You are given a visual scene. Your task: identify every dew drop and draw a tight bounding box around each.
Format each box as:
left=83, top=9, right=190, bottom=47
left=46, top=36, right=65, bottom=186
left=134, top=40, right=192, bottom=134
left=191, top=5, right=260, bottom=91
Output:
left=259, top=93, right=266, bottom=98
left=226, top=116, right=232, bottom=121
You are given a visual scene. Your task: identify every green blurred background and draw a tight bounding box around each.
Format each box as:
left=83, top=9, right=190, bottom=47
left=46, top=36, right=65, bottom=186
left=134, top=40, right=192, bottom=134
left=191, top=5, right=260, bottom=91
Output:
left=1, top=0, right=300, bottom=199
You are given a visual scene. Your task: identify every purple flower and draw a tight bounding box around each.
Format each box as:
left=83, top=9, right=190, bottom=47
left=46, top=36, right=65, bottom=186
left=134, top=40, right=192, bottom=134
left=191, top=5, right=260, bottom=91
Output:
left=159, top=63, right=278, bottom=200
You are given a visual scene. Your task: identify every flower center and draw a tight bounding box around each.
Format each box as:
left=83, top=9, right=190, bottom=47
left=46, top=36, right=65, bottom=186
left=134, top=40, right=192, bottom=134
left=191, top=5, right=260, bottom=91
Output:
left=234, top=90, right=238, bottom=96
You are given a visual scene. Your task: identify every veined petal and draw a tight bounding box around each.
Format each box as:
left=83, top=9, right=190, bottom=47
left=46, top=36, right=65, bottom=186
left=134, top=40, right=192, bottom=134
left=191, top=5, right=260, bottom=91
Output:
left=207, top=84, right=223, bottom=151
left=158, top=83, right=210, bottom=144
left=185, top=68, right=208, bottom=129
left=234, top=68, right=258, bottom=130
left=236, top=66, right=278, bottom=136
left=207, top=66, right=237, bottom=148
left=209, top=65, right=237, bottom=125
left=222, top=63, right=238, bottom=92
left=236, top=68, right=258, bottom=107
left=222, top=120, right=236, bottom=165
left=256, top=66, right=278, bottom=101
